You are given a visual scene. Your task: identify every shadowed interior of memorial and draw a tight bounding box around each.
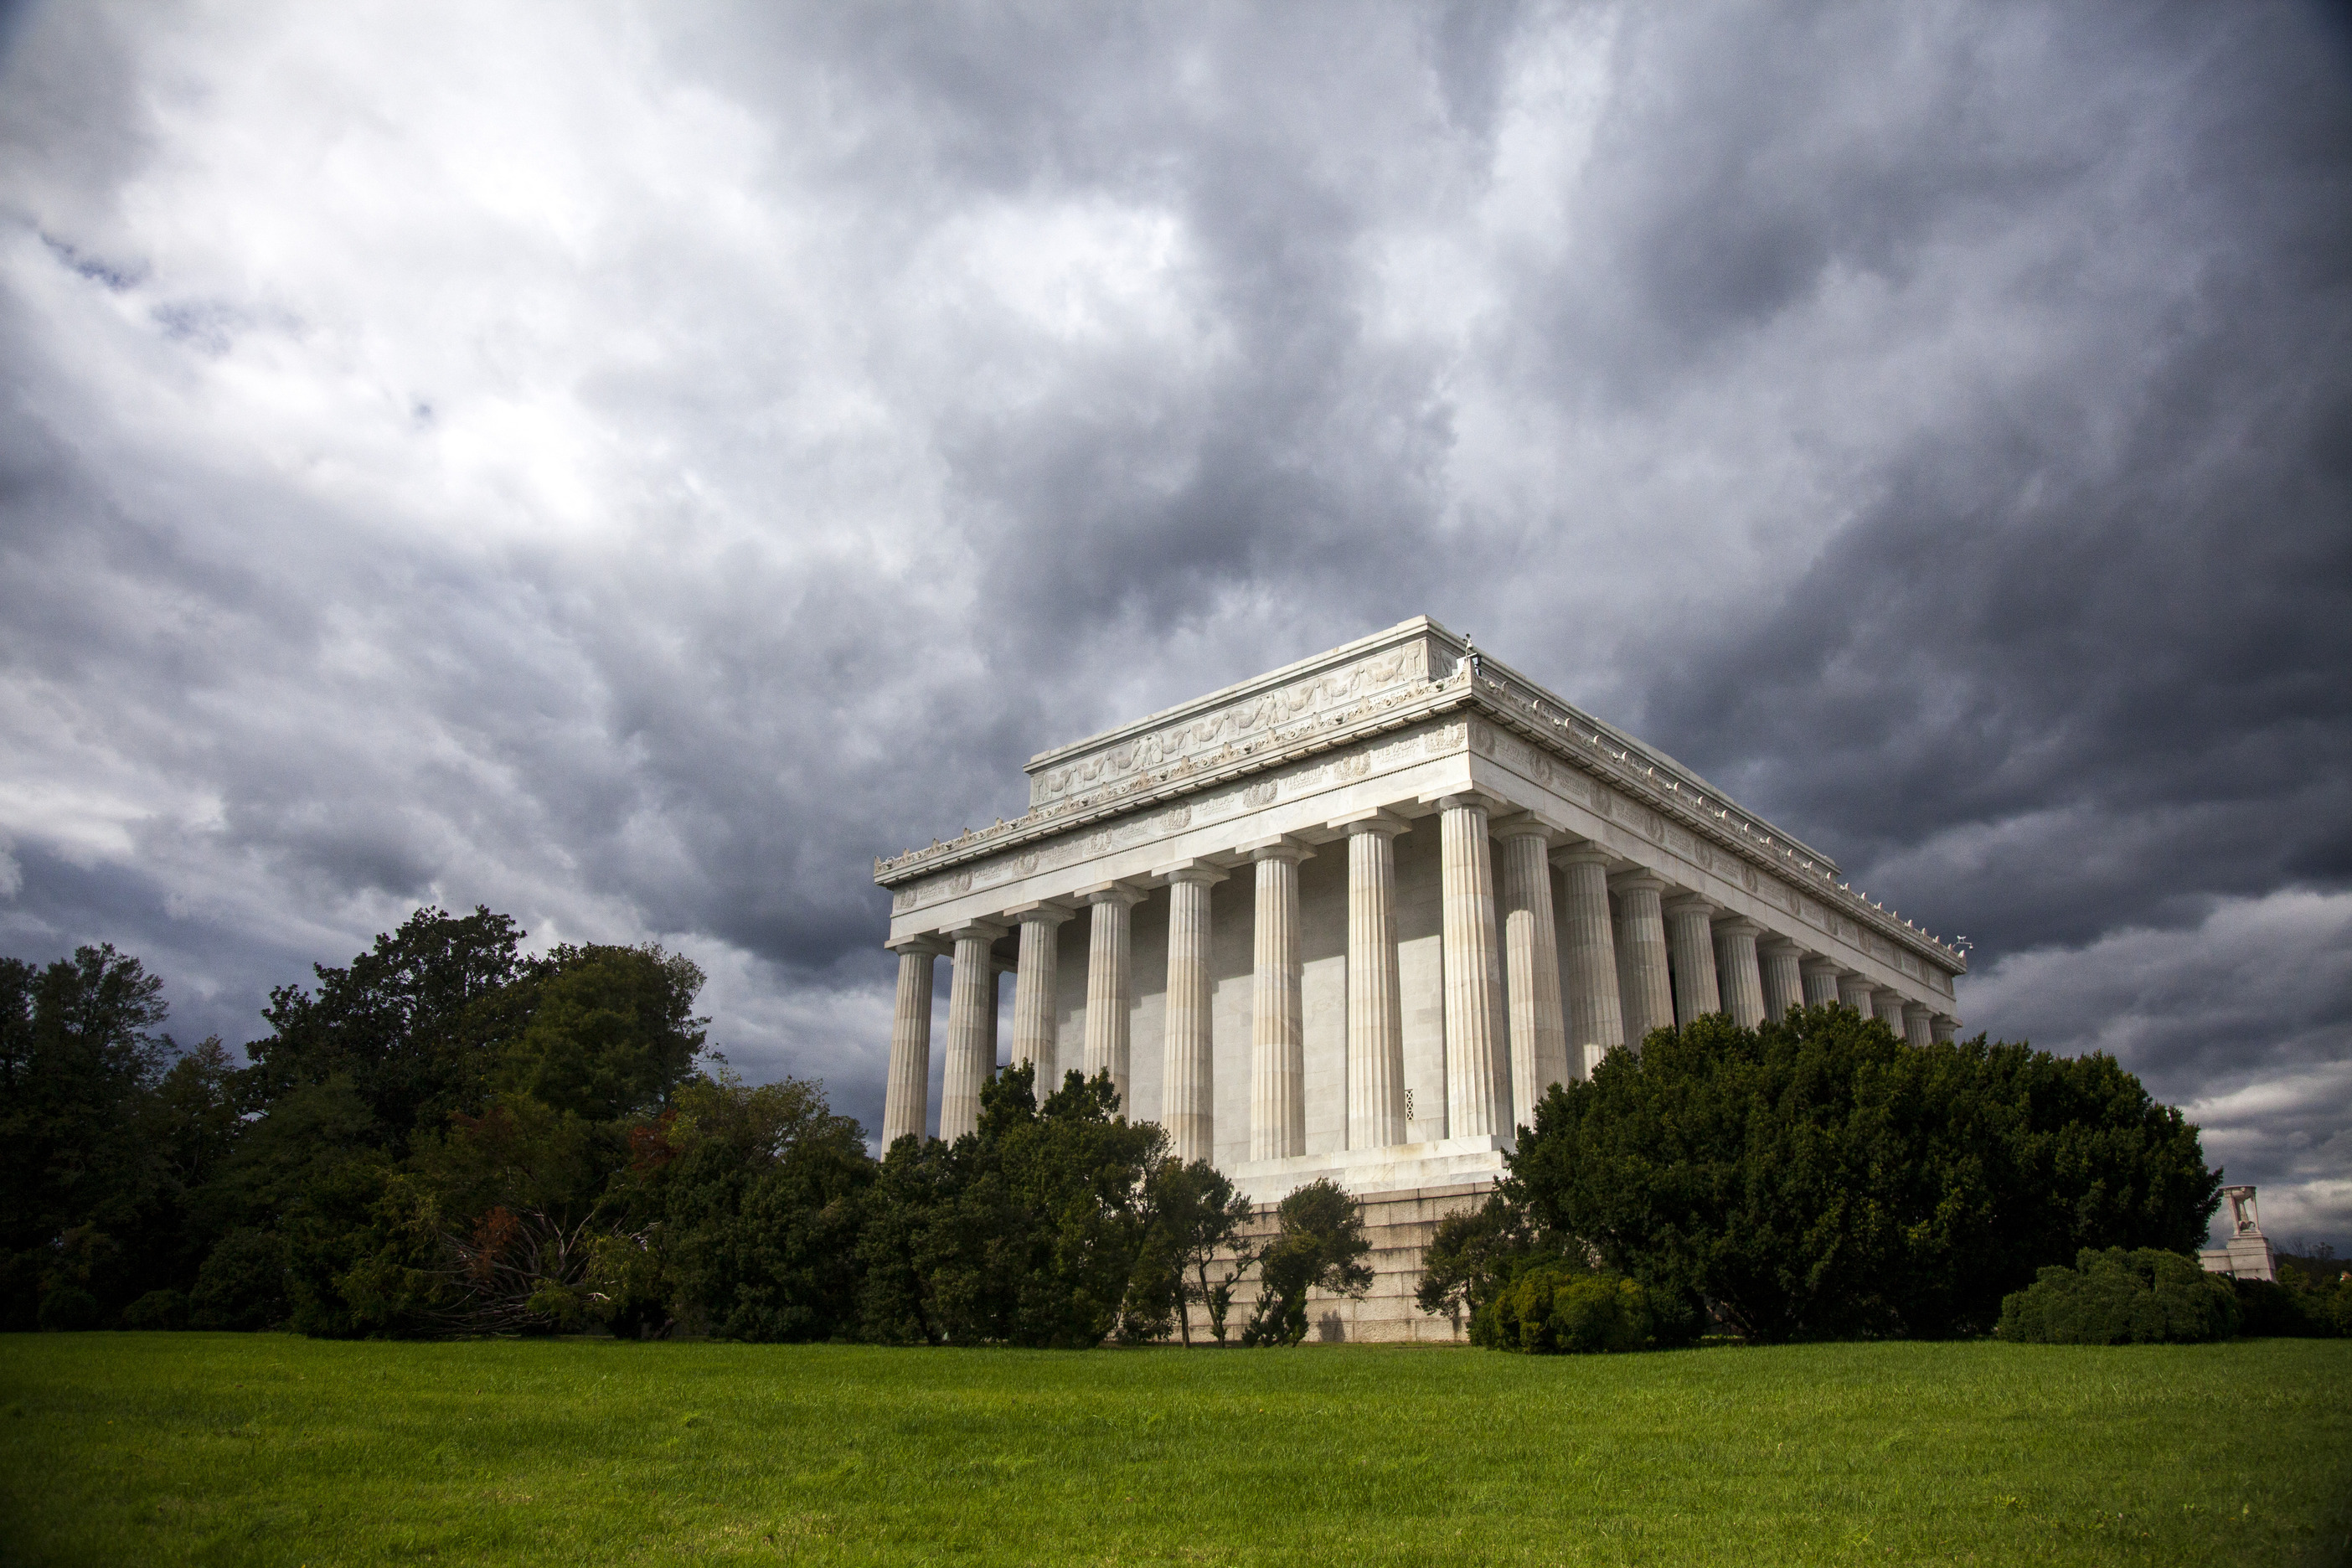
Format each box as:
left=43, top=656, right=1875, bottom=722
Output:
left=874, top=618, right=1967, bottom=1340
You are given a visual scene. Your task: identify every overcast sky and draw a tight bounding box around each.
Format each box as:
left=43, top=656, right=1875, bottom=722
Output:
left=3, top=2, right=2346, bottom=1247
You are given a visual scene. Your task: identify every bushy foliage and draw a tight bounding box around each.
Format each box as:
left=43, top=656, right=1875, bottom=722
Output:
left=1499, top=1006, right=2220, bottom=1342
left=1995, top=1248, right=2239, bottom=1344
left=121, top=1289, right=189, bottom=1331
left=1478, top=1262, right=1655, bottom=1354
left=1126, top=1158, right=1255, bottom=1345
left=2234, top=1252, right=2352, bottom=1338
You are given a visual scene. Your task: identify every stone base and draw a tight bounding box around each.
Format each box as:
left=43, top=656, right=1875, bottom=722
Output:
left=1173, top=1179, right=1494, bottom=1346
left=1227, top=1134, right=1513, bottom=1203
left=2198, top=1235, right=2276, bottom=1282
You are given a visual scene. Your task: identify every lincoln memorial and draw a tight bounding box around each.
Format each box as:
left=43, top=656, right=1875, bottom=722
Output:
left=872, top=617, right=1966, bottom=1338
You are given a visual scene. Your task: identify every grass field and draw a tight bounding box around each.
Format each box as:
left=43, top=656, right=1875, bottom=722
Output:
left=1, top=1334, right=2346, bottom=1566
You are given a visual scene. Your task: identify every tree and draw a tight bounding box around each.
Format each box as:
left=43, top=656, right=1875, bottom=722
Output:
left=612, top=1072, right=874, bottom=1340
left=1995, top=1247, right=2239, bottom=1344
left=494, top=944, right=709, bottom=1122
left=0, top=945, right=176, bottom=1328
left=1129, top=1158, right=1255, bottom=1345
left=1499, top=1006, right=2222, bottom=1342
left=854, top=1065, right=1166, bottom=1348
left=1243, top=1179, right=1371, bottom=1346
left=242, top=905, right=526, bottom=1148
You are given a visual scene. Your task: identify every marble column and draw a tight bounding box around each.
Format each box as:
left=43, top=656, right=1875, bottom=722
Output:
left=1554, top=847, right=1625, bottom=1079
left=1800, top=956, right=1846, bottom=1008
left=1009, top=906, right=1072, bottom=1091
left=940, top=924, right=1003, bottom=1142
left=1872, top=988, right=1909, bottom=1032
left=1344, top=819, right=1409, bottom=1152
left=1931, top=1014, right=1958, bottom=1043
left=1902, top=1001, right=1934, bottom=1048
left=1161, top=864, right=1225, bottom=1165
left=1837, top=972, right=1878, bottom=1014
left=1498, top=823, right=1569, bottom=1127
left=880, top=938, right=944, bottom=1147
left=1250, top=841, right=1311, bottom=1161
left=1439, top=798, right=1508, bottom=1140
left=1663, top=894, right=1722, bottom=1028
left=1083, top=885, right=1145, bottom=1116
left=1759, top=936, right=1806, bottom=1021
left=1712, top=916, right=1766, bottom=1029
left=1609, top=873, right=1674, bottom=1049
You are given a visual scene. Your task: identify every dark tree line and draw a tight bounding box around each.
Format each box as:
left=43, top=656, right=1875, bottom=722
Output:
left=1421, top=1004, right=2231, bottom=1348
left=3, top=909, right=1366, bottom=1344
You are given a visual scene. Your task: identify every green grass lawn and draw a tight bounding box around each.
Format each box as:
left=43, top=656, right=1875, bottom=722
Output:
left=1, top=1334, right=2345, bottom=1566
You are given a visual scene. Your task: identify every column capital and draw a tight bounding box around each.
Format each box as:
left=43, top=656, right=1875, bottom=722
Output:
left=1661, top=892, right=1721, bottom=918
left=1489, top=809, right=1568, bottom=843
left=947, top=919, right=1008, bottom=943
left=1240, top=834, right=1315, bottom=864
left=886, top=935, right=951, bottom=957
left=1005, top=901, right=1076, bottom=927
left=1608, top=870, right=1669, bottom=895
left=1757, top=934, right=1806, bottom=957
left=1328, top=807, right=1412, bottom=838
left=1713, top=916, right=1762, bottom=938
left=1550, top=842, right=1614, bottom=869
left=1798, top=953, right=1848, bottom=974
left=1155, top=858, right=1230, bottom=887
left=1425, top=789, right=1511, bottom=814
left=1078, top=881, right=1148, bottom=908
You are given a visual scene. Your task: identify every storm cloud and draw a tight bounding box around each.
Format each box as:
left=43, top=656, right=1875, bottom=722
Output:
left=3, top=2, right=2346, bottom=1245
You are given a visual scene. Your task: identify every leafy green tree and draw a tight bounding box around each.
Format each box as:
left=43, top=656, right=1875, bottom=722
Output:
left=1129, top=1158, right=1255, bottom=1345
left=1501, top=1006, right=2222, bottom=1342
left=0, top=945, right=177, bottom=1327
left=1242, top=1179, right=1371, bottom=1346
left=610, top=1073, right=874, bottom=1340
left=241, top=905, right=526, bottom=1148
left=855, top=1065, right=1166, bottom=1348
left=1414, top=1189, right=1548, bottom=1333
left=494, top=944, right=709, bottom=1122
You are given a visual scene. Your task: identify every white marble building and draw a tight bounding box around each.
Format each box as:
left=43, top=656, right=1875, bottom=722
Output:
left=871, top=618, right=1967, bottom=1338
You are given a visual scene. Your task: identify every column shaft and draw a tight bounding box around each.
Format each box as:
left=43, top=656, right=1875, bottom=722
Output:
left=1930, top=1014, right=1958, bottom=1043
left=880, top=944, right=939, bottom=1147
left=1902, top=1002, right=1934, bottom=1047
left=1611, top=875, right=1674, bottom=1048
left=1800, top=957, right=1844, bottom=1008
left=1084, top=890, right=1142, bottom=1115
left=1872, top=988, right=1909, bottom=1031
left=1010, top=910, right=1070, bottom=1091
left=1251, top=846, right=1308, bottom=1161
left=1162, top=869, right=1221, bottom=1164
left=1663, top=895, right=1722, bottom=1028
left=1440, top=800, right=1507, bottom=1140
left=940, top=930, right=997, bottom=1142
left=1837, top=972, right=1877, bottom=1014
left=1556, top=850, right=1625, bottom=1079
left=1713, top=918, right=1766, bottom=1029
left=1345, top=826, right=1408, bottom=1151
left=1500, top=829, right=1568, bottom=1127
left=1759, top=938, right=1805, bottom=1020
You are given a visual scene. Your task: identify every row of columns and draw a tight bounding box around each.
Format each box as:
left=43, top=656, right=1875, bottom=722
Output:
left=880, top=797, right=1957, bottom=1152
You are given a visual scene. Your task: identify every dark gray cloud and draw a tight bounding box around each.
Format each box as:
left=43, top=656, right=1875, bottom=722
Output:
left=1, top=0, right=2345, bottom=1243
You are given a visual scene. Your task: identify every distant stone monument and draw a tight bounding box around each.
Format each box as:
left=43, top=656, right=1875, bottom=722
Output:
left=2199, top=1184, right=2277, bottom=1282
left=871, top=617, right=1968, bottom=1338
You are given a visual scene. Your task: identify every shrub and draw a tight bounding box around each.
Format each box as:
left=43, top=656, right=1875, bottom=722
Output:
left=37, top=1285, right=101, bottom=1332
left=121, top=1288, right=189, bottom=1331
left=1995, top=1248, right=2238, bottom=1344
left=1478, top=1261, right=1654, bottom=1354
left=189, top=1227, right=289, bottom=1331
